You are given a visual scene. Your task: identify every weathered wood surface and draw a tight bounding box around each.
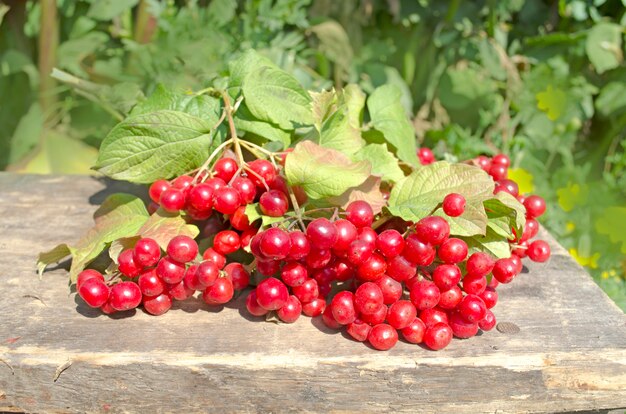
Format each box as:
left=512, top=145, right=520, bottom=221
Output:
left=0, top=173, right=625, bottom=414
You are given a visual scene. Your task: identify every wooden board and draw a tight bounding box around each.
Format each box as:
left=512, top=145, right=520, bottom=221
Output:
left=0, top=173, right=625, bottom=414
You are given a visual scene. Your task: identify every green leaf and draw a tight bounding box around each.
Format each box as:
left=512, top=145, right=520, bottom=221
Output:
left=136, top=209, right=200, bottom=251
left=57, top=32, right=109, bottom=76
left=285, top=141, right=371, bottom=200
left=462, top=227, right=511, bottom=259
left=242, top=64, right=313, bottom=130
left=38, top=194, right=150, bottom=282
left=108, top=237, right=140, bottom=263
left=95, top=110, right=221, bottom=183
left=327, top=176, right=387, bottom=215
left=387, top=161, right=494, bottom=235
left=433, top=202, right=489, bottom=237
left=317, top=103, right=365, bottom=155
left=352, top=144, right=404, bottom=183
left=595, top=207, right=626, bottom=254
left=234, top=103, right=291, bottom=149
left=596, top=81, right=626, bottom=118
left=536, top=85, right=567, bottom=121
left=228, top=50, right=275, bottom=96
left=87, top=0, right=139, bottom=21
left=244, top=203, right=287, bottom=229
left=131, top=84, right=222, bottom=125
left=585, top=22, right=623, bottom=74
left=8, top=102, right=43, bottom=164
left=367, top=84, right=418, bottom=166
left=309, top=20, right=353, bottom=76
left=310, top=89, right=337, bottom=129
left=484, top=192, right=527, bottom=240
left=37, top=244, right=71, bottom=278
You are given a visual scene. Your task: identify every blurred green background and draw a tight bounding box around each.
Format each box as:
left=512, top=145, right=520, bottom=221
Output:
left=1, top=0, right=625, bottom=309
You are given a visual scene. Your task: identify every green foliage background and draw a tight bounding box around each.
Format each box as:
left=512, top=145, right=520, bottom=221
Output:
left=1, top=0, right=625, bottom=309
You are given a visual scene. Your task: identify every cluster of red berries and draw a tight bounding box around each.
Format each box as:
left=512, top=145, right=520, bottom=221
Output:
left=75, top=149, right=551, bottom=351
left=76, top=234, right=251, bottom=315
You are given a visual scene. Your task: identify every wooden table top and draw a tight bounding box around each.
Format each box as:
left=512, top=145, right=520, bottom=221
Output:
left=0, top=173, right=625, bottom=413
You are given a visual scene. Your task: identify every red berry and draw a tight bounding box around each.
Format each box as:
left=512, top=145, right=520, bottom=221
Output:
left=196, top=260, right=220, bottom=287
left=159, top=188, right=186, bottom=212
left=476, top=155, right=491, bottom=171
left=375, top=275, right=403, bottom=305
left=78, top=278, right=110, bottom=308
left=202, top=247, right=226, bottom=269
left=449, top=312, right=479, bottom=339
left=442, top=193, right=466, bottom=217
left=492, top=258, right=517, bottom=284
left=202, top=277, right=234, bottom=305
left=420, top=307, right=449, bottom=328
left=360, top=303, right=388, bottom=325
left=437, top=285, right=463, bottom=310
left=258, top=228, right=291, bottom=260
left=138, top=268, right=164, bottom=296
left=466, top=252, right=495, bottom=278
left=423, top=323, right=453, bottom=350
left=118, top=249, right=141, bottom=278
left=224, top=263, right=250, bottom=290
left=524, top=195, right=546, bottom=218
left=492, top=154, right=510, bottom=167
left=247, top=159, right=277, bottom=188
left=410, top=281, right=441, bottom=310
left=167, top=235, right=198, bottom=263
left=479, top=309, right=497, bottom=331
left=156, top=256, right=186, bottom=284
left=165, top=280, right=194, bottom=301
left=345, top=201, right=374, bottom=228
left=356, top=253, right=387, bottom=281
left=188, top=183, right=214, bottom=212
left=357, top=227, right=378, bottom=246
left=256, top=277, right=289, bottom=310
left=292, top=279, right=319, bottom=304
left=322, top=306, right=342, bottom=329
left=495, top=179, right=519, bottom=197
left=246, top=290, right=269, bottom=316
left=403, top=234, right=436, bottom=266
left=306, top=218, right=338, bottom=250
left=331, top=258, right=355, bottom=282
left=438, top=238, right=468, bottom=264
left=109, top=281, right=142, bottom=311
left=333, top=219, right=358, bottom=251
left=386, top=254, right=417, bottom=282
left=479, top=287, right=498, bottom=309
left=231, top=176, right=256, bottom=204
left=149, top=180, right=170, bottom=203
left=280, top=261, right=308, bottom=287
left=288, top=231, right=310, bottom=260
left=133, top=238, right=161, bottom=268
left=213, top=157, right=239, bottom=182
left=230, top=206, right=251, bottom=231
left=302, top=297, right=326, bottom=317
left=172, top=175, right=193, bottom=193
left=183, top=265, right=204, bottom=291
left=520, top=218, right=539, bottom=242
left=417, top=147, right=435, bottom=165
left=330, top=291, right=356, bottom=325
left=432, top=264, right=462, bottom=291
left=489, top=164, right=508, bottom=181
left=354, top=282, right=384, bottom=315
left=204, top=177, right=227, bottom=192
left=76, top=269, right=104, bottom=290
left=347, top=319, right=372, bottom=342
left=367, top=324, right=398, bottom=350
left=213, top=230, right=240, bottom=255
left=387, top=300, right=417, bottom=330
left=458, top=294, right=487, bottom=323
left=376, top=230, right=405, bottom=258
left=259, top=190, right=289, bottom=217
left=256, top=259, right=280, bottom=276
left=277, top=295, right=302, bottom=323
left=142, top=293, right=172, bottom=316
left=347, top=239, right=374, bottom=265
left=415, top=216, right=450, bottom=245
left=527, top=240, right=550, bottom=262
left=401, top=318, right=426, bottom=344
left=213, top=187, right=242, bottom=215
left=462, top=274, right=487, bottom=295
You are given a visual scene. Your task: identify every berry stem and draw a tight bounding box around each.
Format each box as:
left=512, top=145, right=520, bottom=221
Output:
left=221, top=92, right=246, bottom=167
left=286, top=185, right=306, bottom=231
left=193, top=138, right=233, bottom=183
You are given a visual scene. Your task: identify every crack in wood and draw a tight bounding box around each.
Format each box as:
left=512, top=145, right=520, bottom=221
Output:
left=53, top=358, right=71, bottom=382
left=0, top=357, right=14, bottom=375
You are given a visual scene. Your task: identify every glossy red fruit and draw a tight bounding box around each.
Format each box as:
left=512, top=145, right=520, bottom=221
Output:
left=417, top=147, right=435, bottom=165
left=442, top=193, right=466, bottom=217
left=277, top=295, right=302, bottom=323
left=172, top=175, right=193, bottom=193
left=479, top=287, right=498, bottom=309
left=259, top=190, right=289, bottom=217
left=138, top=268, right=165, bottom=296
left=403, top=235, right=436, bottom=266
left=76, top=269, right=104, bottom=290
left=437, top=285, right=463, bottom=310
left=213, top=157, right=239, bottom=183
left=354, top=282, right=384, bottom=315
left=462, top=274, right=487, bottom=295
left=520, top=218, right=539, bottom=242
left=213, top=187, right=242, bottom=215
left=287, top=231, right=310, bottom=260
left=415, top=216, right=450, bottom=245
left=376, top=230, right=405, bottom=259
left=156, top=256, right=186, bottom=284
left=438, top=238, right=468, bottom=264
left=292, top=279, right=319, bottom=304
left=432, top=264, right=462, bottom=291
left=449, top=312, right=479, bottom=339
left=204, top=177, right=227, bottom=192
left=347, top=240, right=374, bottom=265
left=247, top=159, right=277, bottom=188
left=202, top=247, right=226, bottom=269
left=231, top=176, right=256, bottom=204
left=167, top=236, right=198, bottom=263
left=368, top=324, right=398, bottom=350
left=401, top=318, right=426, bottom=344
left=165, top=280, right=194, bottom=301
left=495, top=179, right=519, bottom=197
left=458, top=294, right=487, bottom=324
left=189, top=184, right=214, bottom=213
left=489, top=164, right=508, bottom=181
left=322, top=306, right=342, bottom=329
left=183, top=265, right=204, bottom=291
left=524, top=195, right=546, bottom=218
left=149, top=180, right=170, bottom=203
left=375, top=275, right=403, bottom=305
left=302, top=297, right=326, bottom=317
left=479, top=309, right=497, bottom=331
left=360, top=303, right=388, bottom=325
left=333, top=219, right=358, bottom=251
left=224, top=263, right=250, bottom=290
left=466, top=252, right=495, bottom=278
left=387, top=300, right=417, bottom=330
left=527, top=240, right=551, bottom=262
left=118, top=249, right=142, bottom=278
left=492, top=154, right=510, bottom=167
left=387, top=254, right=417, bottom=282
left=357, top=253, right=387, bottom=281
left=256, top=259, right=280, bottom=276
left=280, top=262, right=307, bottom=287
left=256, top=277, right=289, bottom=310
left=345, top=201, right=374, bottom=228
left=78, top=278, right=110, bottom=308
left=142, top=293, right=172, bottom=316
left=133, top=238, right=161, bottom=268
left=347, top=319, right=372, bottom=342
left=492, top=258, right=517, bottom=284
left=159, top=188, right=186, bottom=212
left=410, top=281, right=441, bottom=310
left=213, top=230, right=240, bottom=255
left=357, top=227, right=378, bottom=246
left=246, top=290, right=268, bottom=316
left=331, top=258, right=355, bottom=282
left=420, top=307, right=449, bottom=329
left=330, top=291, right=356, bottom=325
left=202, top=277, right=234, bottom=305
left=109, top=282, right=142, bottom=311
left=230, top=206, right=251, bottom=231
left=476, top=155, right=491, bottom=171
left=197, top=260, right=220, bottom=287
left=306, top=218, right=338, bottom=250
left=423, top=322, right=453, bottom=350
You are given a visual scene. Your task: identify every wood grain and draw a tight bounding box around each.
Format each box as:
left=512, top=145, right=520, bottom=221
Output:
left=0, top=173, right=625, bottom=413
